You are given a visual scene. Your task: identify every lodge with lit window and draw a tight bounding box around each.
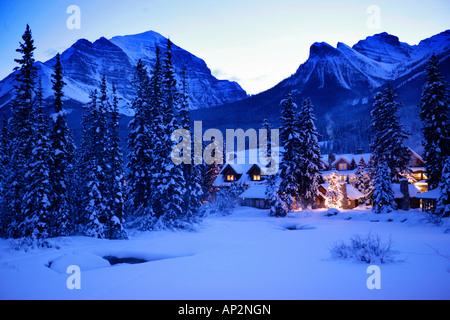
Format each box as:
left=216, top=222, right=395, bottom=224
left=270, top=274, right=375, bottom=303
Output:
left=213, top=147, right=429, bottom=211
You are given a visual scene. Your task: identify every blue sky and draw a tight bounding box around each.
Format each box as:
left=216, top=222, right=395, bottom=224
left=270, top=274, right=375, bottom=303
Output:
left=0, top=0, right=449, bottom=94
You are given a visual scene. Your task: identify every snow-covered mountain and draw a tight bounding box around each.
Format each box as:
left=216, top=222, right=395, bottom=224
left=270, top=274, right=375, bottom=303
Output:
left=0, top=30, right=247, bottom=114
left=192, top=30, right=450, bottom=147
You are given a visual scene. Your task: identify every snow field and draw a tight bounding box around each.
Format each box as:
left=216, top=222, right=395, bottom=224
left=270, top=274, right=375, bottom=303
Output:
left=0, top=206, right=449, bottom=300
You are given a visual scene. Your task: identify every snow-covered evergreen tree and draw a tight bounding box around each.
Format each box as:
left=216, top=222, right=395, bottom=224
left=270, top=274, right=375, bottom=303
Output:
left=372, top=161, right=396, bottom=214
left=155, top=39, right=186, bottom=228
left=435, top=157, right=450, bottom=217
left=5, top=25, right=36, bottom=237
left=325, top=170, right=343, bottom=209
left=49, top=52, right=75, bottom=236
left=106, top=84, right=127, bottom=239
left=80, top=84, right=110, bottom=238
left=126, top=59, right=153, bottom=216
left=352, top=158, right=371, bottom=203
left=370, top=83, right=411, bottom=179
left=297, top=97, right=322, bottom=209
left=274, top=92, right=302, bottom=216
left=21, top=79, right=53, bottom=240
left=6, top=25, right=38, bottom=238
left=179, top=67, right=203, bottom=222
left=0, top=117, right=11, bottom=237
left=420, top=54, right=450, bottom=190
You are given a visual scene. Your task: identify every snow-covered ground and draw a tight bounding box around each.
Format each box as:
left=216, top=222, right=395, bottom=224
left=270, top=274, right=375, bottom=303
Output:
left=0, top=206, right=449, bottom=300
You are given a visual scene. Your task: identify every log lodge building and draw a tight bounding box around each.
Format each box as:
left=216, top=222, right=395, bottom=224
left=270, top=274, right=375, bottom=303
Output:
left=213, top=147, right=428, bottom=211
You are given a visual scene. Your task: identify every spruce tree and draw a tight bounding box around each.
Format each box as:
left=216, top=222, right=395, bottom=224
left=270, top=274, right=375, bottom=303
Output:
left=370, top=83, right=411, bottom=179
left=7, top=24, right=37, bottom=237
left=297, top=97, right=322, bottom=209
left=21, top=79, right=53, bottom=240
left=435, top=157, right=450, bottom=217
left=156, top=39, right=186, bottom=228
left=352, top=158, right=371, bottom=203
left=126, top=59, right=153, bottom=216
left=81, top=87, right=109, bottom=238
left=107, top=84, right=127, bottom=239
left=179, top=67, right=203, bottom=222
left=0, top=117, right=11, bottom=237
left=49, top=53, right=75, bottom=236
left=274, top=91, right=302, bottom=216
left=419, top=54, right=450, bottom=190
left=372, top=161, right=396, bottom=214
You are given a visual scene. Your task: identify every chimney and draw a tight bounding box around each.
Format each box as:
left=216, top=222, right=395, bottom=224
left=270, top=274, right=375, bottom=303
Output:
left=328, top=153, right=336, bottom=168
left=400, top=179, right=410, bottom=211
left=341, top=183, right=349, bottom=209
left=356, top=149, right=363, bottom=155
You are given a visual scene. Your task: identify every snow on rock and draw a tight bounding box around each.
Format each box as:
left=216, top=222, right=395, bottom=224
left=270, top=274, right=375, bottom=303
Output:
left=48, top=251, right=111, bottom=274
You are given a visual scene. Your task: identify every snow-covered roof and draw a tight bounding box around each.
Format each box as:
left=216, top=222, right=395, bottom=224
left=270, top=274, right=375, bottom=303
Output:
left=240, top=185, right=267, bottom=199
left=321, top=169, right=357, bottom=177
left=214, top=163, right=266, bottom=187
left=416, top=188, right=440, bottom=199
left=321, top=153, right=372, bottom=166
left=391, top=184, right=421, bottom=199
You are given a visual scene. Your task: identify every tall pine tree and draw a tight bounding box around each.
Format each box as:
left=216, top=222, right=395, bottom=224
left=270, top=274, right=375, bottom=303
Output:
left=370, top=83, right=411, bottom=180
left=49, top=53, right=75, bottom=236
left=372, top=161, right=396, bottom=214
left=21, top=79, right=53, bottom=240
left=156, top=39, right=186, bottom=228
left=435, top=157, right=450, bottom=217
left=419, top=54, right=450, bottom=190
left=297, top=97, right=322, bottom=209
left=7, top=24, right=38, bottom=238
left=272, top=92, right=302, bottom=216
left=106, top=84, right=127, bottom=239
left=126, top=59, right=154, bottom=219
left=179, top=67, right=203, bottom=222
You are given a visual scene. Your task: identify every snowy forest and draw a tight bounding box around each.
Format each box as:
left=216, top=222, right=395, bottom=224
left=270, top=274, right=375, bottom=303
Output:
left=0, top=25, right=449, bottom=248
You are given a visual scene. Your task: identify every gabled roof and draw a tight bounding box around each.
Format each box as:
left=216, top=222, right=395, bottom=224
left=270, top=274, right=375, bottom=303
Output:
left=219, top=163, right=254, bottom=175
left=321, top=153, right=372, bottom=167
left=416, top=188, right=440, bottom=199
left=391, top=183, right=421, bottom=199
left=240, top=185, right=267, bottom=199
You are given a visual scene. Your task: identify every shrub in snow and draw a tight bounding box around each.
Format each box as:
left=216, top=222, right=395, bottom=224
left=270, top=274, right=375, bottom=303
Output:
left=330, top=233, right=398, bottom=264
left=325, top=208, right=340, bottom=216
left=9, top=237, right=63, bottom=252
left=201, top=183, right=244, bottom=216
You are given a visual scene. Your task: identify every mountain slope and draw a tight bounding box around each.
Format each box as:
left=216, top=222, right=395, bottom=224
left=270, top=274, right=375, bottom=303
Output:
left=191, top=30, right=450, bottom=153
left=0, top=30, right=247, bottom=115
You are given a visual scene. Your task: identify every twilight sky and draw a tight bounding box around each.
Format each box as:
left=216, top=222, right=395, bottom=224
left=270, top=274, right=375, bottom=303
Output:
left=0, top=0, right=449, bottom=95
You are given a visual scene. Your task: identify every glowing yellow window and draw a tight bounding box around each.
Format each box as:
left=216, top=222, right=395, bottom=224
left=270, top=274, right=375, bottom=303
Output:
left=226, top=175, right=235, bottom=181
left=253, top=175, right=261, bottom=181
left=339, top=163, right=347, bottom=170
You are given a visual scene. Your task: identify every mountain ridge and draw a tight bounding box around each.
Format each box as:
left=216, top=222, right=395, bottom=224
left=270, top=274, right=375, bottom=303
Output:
left=0, top=30, right=248, bottom=114
left=190, top=30, right=450, bottom=153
